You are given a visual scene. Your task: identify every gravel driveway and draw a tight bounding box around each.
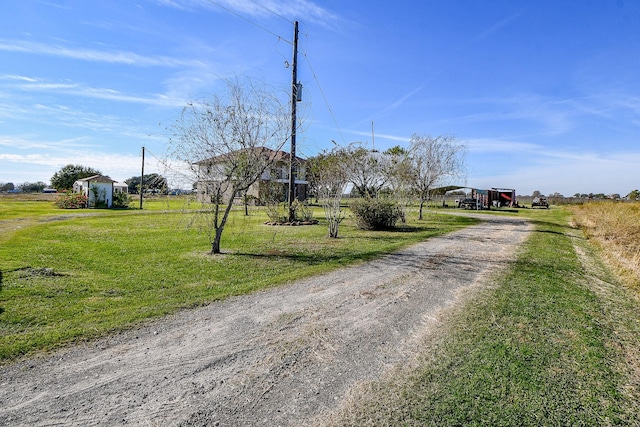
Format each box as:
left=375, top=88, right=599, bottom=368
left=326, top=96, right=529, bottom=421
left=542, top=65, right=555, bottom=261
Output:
left=0, top=214, right=532, bottom=426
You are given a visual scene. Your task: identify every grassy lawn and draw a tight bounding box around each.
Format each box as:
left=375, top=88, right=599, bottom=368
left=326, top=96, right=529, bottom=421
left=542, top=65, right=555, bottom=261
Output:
left=325, top=207, right=640, bottom=426
left=0, top=197, right=478, bottom=362
left=3, top=197, right=639, bottom=424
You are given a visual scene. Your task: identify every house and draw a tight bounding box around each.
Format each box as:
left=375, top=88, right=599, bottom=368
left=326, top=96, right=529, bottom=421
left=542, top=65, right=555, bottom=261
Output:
left=73, top=174, right=117, bottom=208
left=195, top=148, right=308, bottom=204
left=114, top=182, right=128, bottom=194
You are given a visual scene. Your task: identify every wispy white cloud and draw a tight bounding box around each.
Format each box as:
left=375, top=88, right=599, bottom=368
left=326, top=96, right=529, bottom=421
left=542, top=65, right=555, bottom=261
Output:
left=0, top=74, right=40, bottom=82
left=347, top=128, right=408, bottom=145
left=465, top=132, right=640, bottom=195
left=0, top=145, right=176, bottom=186
left=0, top=150, right=138, bottom=169
left=443, top=94, right=575, bottom=136
left=377, top=86, right=424, bottom=118
left=465, top=136, right=639, bottom=165
left=465, top=138, right=541, bottom=153
left=473, top=10, right=525, bottom=43
left=3, top=77, right=187, bottom=107
left=0, top=39, right=202, bottom=67
left=0, top=135, right=90, bottom=150
left=0, top=97, right=156, bottom=141
left=470, top=150, right=640, bottom=196
left=155, top=0, right=341, bottom=26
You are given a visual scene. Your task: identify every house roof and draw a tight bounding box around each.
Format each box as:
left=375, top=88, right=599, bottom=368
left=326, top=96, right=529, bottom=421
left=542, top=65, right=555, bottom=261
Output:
left=75, top=174, right=116, bottom=183
left=195, top=147, right=306, bottom=166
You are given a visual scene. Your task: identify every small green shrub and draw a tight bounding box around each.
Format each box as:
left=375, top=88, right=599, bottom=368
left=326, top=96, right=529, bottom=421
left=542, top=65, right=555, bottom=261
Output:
left=265, top=202, right=289, bottom=223
left=54, top=191, right=88, bottom=209
left=112, top=191, right=130, bottom=208
left=350, top=198, right=402, bottom=230
left=291, top=199, right=314, bottom=221
left=264, top=199, right=314, bottom=223
left=90, top=185, right=108, bottom=208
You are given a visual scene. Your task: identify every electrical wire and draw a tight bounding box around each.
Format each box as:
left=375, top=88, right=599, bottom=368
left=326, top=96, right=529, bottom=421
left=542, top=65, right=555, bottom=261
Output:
left=143, top=147, right=196, bottom=186
left=300, top=49, right=346, bottom=146
left=247, top=0, right=292, bottom=25
left=186, top=1, right=348, bottom=155
left=204, top=0, right=292, bottom=44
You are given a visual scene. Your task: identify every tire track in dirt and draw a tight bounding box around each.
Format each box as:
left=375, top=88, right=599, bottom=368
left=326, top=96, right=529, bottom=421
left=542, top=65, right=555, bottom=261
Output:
left=0, top=214, right=531, bottom=426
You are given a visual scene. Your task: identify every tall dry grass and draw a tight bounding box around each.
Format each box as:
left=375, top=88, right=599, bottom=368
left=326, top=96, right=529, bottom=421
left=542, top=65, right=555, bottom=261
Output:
left=571, top=201, right=640, bottom=290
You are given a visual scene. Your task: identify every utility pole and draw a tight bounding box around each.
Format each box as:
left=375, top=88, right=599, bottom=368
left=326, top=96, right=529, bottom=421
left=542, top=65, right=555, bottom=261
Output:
left=139, top=146, right=145, bottom=210
left=288, top=20, right=299, bottom=221
left=371, top=121, right=375, bottom=152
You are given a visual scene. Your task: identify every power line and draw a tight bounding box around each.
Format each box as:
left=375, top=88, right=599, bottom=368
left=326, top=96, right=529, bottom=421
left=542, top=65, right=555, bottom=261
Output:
left=185, top=2, right=348, bottom=153
left=143, top=147, right=195, bottom=183
left=247, top=0, right=292, bottom=25
left=300, top=50, right=346, bottom=146
left=204, top=0, right=292, bottom=44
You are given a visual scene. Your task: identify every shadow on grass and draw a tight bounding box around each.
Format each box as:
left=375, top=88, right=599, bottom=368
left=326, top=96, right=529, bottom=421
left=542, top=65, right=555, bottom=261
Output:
left=232, top=249, right=379, bottom=266
left=366, top=225, right=439, bottom=233
left=527, top=217, right=586, bottom=240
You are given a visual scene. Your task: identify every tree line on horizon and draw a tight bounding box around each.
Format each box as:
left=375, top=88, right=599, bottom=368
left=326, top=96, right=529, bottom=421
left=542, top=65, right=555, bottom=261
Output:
left=0, top=166, right=169, bottom=195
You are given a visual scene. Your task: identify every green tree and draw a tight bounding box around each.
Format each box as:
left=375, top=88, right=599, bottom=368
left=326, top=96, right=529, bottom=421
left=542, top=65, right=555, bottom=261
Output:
left=627, top=189, right=640, bottom=200
left=51, top=164, right=101, bottom=191
left=18, top=181, right=47, bottom=193
left=124, top=174, right=168, bottom=194
left=0, top=182, right=15, bottom=192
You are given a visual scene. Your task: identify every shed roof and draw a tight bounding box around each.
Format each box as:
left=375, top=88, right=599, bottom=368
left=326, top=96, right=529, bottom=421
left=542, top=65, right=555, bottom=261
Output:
left=76, top=174, right=116, bottom=183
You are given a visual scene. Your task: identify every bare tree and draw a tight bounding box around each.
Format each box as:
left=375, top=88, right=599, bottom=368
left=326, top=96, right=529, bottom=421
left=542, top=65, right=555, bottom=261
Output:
left=382, top=145, right=413, bottom=222
left=409, top=134, right=466, bottom=220
left=309, top=148, right=351, bottom=238
left=347, top=145, right=388, bottom=198
left=168, top=79, right=290, bottom=254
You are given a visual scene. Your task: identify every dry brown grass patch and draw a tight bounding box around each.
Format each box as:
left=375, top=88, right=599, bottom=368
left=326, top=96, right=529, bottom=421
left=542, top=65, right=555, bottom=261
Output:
left=571, top=202, right=640, bottom=293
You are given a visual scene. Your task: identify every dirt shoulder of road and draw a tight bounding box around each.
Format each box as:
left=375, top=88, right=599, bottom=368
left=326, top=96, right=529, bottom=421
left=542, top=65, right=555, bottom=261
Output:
left=0, top=214, right=531, bottom=426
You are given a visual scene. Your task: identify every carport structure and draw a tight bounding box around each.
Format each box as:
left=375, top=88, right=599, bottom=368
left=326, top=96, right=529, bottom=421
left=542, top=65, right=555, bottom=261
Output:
left=432, top=186, right=517, bottom=209
left=474, top=188, right=517, bottom=208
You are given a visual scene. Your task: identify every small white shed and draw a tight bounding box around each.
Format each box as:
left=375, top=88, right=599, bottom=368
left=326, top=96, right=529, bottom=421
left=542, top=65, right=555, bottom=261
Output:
left=113, top=182, right=128, bottom=194
left=73, top=174, right=116, bottom=208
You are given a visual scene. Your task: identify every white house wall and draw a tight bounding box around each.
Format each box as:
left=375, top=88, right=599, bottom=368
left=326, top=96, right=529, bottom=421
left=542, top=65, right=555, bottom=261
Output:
left=76, top=182, right=113, bottom=208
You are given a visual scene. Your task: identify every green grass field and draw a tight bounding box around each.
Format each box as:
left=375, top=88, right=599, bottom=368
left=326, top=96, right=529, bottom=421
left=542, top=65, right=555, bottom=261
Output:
left=2, top=196, right=639, bottom=425
left=325, top=208, right=640, bottom=426
left=0, top=196, right=477, bottom=361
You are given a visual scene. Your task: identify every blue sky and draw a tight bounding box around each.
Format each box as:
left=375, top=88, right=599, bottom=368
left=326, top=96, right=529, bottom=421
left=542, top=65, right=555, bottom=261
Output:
left=1, top=0, right=639, bottom=196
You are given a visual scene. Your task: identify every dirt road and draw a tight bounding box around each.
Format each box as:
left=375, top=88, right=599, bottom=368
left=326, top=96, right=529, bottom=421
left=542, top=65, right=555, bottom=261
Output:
left=0, top=214, right=531, bottom=426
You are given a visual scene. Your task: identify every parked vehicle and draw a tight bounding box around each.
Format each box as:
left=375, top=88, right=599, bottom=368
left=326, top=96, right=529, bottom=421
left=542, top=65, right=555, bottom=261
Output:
left=458, top=198, right=478, bottom=209
left=532, top=196, right=549, bottom=208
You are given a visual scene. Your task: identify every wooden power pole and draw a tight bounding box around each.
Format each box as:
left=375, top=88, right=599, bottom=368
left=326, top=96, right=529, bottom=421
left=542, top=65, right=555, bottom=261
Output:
left=139, top=146, right=145, bottom=210
left=288, top=20, right=299, bottom=221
